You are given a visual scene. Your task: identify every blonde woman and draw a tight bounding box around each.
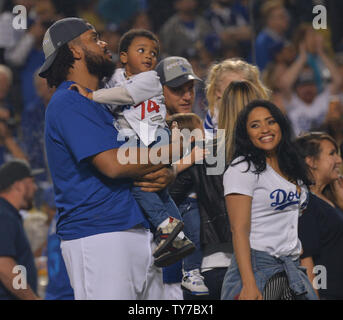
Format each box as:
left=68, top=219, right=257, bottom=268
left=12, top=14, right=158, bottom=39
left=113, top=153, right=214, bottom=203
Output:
left=217, top=80, right=268, bottom=164
left=204, top=58, right=269, bottom=139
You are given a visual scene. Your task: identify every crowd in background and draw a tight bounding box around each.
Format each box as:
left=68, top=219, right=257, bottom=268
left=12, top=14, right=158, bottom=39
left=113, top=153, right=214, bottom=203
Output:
left=0, top=0, right=343, bottom=299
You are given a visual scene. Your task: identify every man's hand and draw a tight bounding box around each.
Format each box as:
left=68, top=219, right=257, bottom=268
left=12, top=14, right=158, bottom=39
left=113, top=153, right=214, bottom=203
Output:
left=69, top=83, right=93, bottom=100
left=134, top=167, right=175, bottom=192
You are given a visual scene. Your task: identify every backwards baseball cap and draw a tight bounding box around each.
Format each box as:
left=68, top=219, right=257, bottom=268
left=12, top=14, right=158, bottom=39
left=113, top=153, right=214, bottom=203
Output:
left=38, top=17, right=93, bottom=78
left=295, top=69, right=316, bottom=87
left=156, top=56, right=202, bottom=88
left=0, top=160, right=44, bottom=191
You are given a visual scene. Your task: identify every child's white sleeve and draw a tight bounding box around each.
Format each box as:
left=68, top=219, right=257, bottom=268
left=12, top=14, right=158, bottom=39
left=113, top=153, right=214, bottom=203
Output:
left=123, top=71, right=163, bottom=105
left=92, top=86, right=134, bottom=105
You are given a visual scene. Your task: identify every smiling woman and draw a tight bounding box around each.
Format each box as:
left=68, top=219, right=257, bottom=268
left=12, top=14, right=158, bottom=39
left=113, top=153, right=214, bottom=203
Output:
left=221, top=100, right=317, bottom=300
left=296, top=132, right=343, bottom=299
left=246, top=106, right=282, bottom=156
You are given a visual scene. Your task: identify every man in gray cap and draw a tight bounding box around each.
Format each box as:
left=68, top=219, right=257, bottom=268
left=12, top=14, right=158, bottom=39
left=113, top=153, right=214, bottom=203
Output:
left=38, top=17, right=175, bottom=300
left=0, top=160, right=41, bottom=300
left=156, top=56, right=201, bottom=118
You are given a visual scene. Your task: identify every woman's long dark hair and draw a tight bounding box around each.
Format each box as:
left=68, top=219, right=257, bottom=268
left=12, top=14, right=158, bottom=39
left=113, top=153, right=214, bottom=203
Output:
left=231, top=99, right=312, bottom=186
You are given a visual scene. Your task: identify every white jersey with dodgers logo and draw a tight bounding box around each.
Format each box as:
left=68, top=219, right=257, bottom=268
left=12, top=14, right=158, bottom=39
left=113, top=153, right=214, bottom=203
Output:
left=105, top=68, right=167, bottom=146
left=223, top=156, right=309, bottom=259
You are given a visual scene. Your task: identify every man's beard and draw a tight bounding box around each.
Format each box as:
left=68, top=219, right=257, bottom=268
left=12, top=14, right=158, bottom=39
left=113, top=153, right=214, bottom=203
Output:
left=83, top=47, right=116, bottom=81
left=22, top=193, right=34, bottom=211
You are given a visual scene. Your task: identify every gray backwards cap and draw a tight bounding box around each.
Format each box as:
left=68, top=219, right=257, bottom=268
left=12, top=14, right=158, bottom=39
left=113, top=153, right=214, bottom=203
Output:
left=156, top=56, right=201, bottom=88
left=38, top=17, right=93, bottom=78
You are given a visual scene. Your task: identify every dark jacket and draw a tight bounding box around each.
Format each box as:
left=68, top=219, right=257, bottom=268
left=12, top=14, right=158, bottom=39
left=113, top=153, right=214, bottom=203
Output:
left=169, top=158, right=233, bottom=257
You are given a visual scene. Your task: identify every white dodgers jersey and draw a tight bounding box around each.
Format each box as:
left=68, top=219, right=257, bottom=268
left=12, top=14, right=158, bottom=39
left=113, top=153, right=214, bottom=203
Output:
left=106, top=68, right=167, bottom=146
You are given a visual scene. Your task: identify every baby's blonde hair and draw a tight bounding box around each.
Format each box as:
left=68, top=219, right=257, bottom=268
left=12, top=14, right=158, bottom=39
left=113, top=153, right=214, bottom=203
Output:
left=205, top=58, right=270, bottom=116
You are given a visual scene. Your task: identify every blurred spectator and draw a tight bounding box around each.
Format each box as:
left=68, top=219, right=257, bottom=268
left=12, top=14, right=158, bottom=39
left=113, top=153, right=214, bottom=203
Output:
left=3, top=0, right=59, bottom=68
left=326, top=0, right=343, bottom=52
left=23, top=186, right=57, bottom=298
left=262, top=62, right=288, bottom=112
left=0, top=0, right=35, bottom=65
left=45, top=209, right=74, bottom=300
left=50, top=0, right=78, bottom=18
left=280, top=35, right=342, bottom=136
left=185, top=52, right=208, bottom=119
left=99, top=25, right=121, bottom=66
left=0, top=159, right=40, bottom=300
left=146, top=0, right=175, bottom=32
left=318, top=118, right=343, bottom=148
left=0, top=64, right=27, bottom=165
left=97, top=0, right=142, bottom=28
left=21, top=71, right=54, bottom=186
left=204, top=0, right=251, bottom=59
left=17, top=0, right=63, bottom=110
left=159, top=0, right=212, bottom=57
left=0, top=116, right=27, bottom=165
left=335, top=52, right=343, bottom=105
left=23, top=210, right=49, bottom=257
left=0, top=64, right=14, bottom=119
left=128, top=11, right=153, bottom=31
left=293, top=23, right=334, bottom=93
left=254, top=0, right=290, bottom=71
left=0, top=0, right=60, bottom=113
left=78, top=0, right=106, bottom=33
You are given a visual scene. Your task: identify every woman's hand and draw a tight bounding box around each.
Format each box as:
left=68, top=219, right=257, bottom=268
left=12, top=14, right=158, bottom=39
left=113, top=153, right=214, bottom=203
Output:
left=332, top=175, right=343, bottom=209
left=238, top=284, right=263, bottom=300
left=69, top=83, right=93, bottom=100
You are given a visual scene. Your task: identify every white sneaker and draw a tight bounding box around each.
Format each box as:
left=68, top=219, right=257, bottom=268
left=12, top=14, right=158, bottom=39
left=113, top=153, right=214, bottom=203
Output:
left=181, top=269, right=209, bottom=296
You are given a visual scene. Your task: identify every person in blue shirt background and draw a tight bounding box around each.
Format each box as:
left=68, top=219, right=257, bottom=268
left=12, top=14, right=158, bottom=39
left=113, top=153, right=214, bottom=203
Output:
left=254, top=0, right=289, bottom=71
left=41, top=187, right=74, bottom=300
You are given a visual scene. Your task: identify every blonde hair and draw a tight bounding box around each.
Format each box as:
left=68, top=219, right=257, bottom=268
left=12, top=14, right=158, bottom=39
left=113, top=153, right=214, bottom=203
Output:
left=260, top=0, right=284, bottom=23
left=217, top=80, right=269, bottom=163
left=205, top=58, right=270, bottom=116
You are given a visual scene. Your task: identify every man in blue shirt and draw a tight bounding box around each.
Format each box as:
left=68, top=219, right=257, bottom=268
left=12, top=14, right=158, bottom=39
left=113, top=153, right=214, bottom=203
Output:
left=254, top=1, right=289, bottom=71
left=38, top=17, right=175, bottom=299
left=0, top=160, right=42, bottom=300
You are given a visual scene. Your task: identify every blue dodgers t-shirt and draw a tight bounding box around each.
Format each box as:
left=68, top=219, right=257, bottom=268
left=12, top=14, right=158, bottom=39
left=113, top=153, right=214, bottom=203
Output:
left=45, top=81, right=149, bottom=240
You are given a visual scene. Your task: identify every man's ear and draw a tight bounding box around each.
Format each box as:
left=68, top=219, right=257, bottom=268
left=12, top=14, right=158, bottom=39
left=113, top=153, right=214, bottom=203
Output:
left=120, top=51, right=128, bottom=65
left=68, top=42, right=83, bottom=60
left=305, top=156, right=317, bottom=169
left=12, top=180, right=24, bottom=193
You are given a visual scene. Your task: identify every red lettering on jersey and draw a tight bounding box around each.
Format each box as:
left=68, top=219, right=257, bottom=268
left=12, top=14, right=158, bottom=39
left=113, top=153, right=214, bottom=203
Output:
left=139, top=100, right=160, bottom=120
left=147, top=100, right=160, bottom=114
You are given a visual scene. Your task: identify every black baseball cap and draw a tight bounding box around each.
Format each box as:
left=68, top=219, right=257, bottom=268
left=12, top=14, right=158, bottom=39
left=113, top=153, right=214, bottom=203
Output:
left=156, top=56, right=202, bottom=88
left=38, top=17, right=93, bottom=78
left=295, top=69, right=316, bottom=87
left=0, top=160, right=44, bottom=191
